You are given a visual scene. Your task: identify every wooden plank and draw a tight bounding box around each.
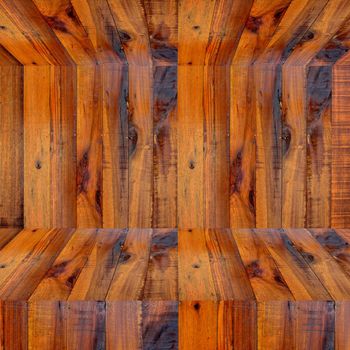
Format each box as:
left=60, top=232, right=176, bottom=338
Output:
left=71, top=0, right=126, bottom=63
left=203, top=65, right=230, bottom=227
left=205, top=229, right=254, bottom=300
left=306, top=66, right=332, bottom=227
left=28, top=301, right=67, bottom=350
left=281, top=65, right=306, bottom=227
left=0, top=64, right=23, bottom=227
left=2, top=301, right=27, bottom=350
left=102, top=63, right=129, bottom=228
left=0, top=229, right=21, bottom=250
left=335, top=301, right=350, bottom=350
left=143, top=229, right=178, bottom=300
left=254, top=64, right=282, bottom=227
left=0, top=228, right=74, bottom=301
left=217, top=301, right=257, bottom=350
left=178, top=0, right=216, bottom=65
left=232, top=229, right=294, bottom=301
left=205, top=0, right=253, bottom=65
left=32, top=0, right=97, bottom=65
left=66, top=301, right=105, bottom=349
left=178, top=229, right=217, bottom=301
left=178, top=65, right=204, bottom=228
left=68, top=229, right=126, bottom=301
left=256, top=229, right=331, bottom=300
left=107, top=229, right=152, bottom=300
left=30, top=229, right=99, bottom=301
left=332, top=61, right=350, bottom=227
left=142, top=301, right=178, bottom=349
left=106, top=301, right=142, bottom=350
left=179, top=300, right=218, bottom=350
left=108, top=0, right=151, bottom=65
left=285, top=228, right=350, bottom=300
left=153, top=65, right=177, bottom=228
left=310, top=229, right=350, bottom=277
left=128, top=65, right=153, bottom=227
left=50, top=65, right=77, bottom=227
left=143, top=0, right=178, bottom=65
left=76, top=65, right=103, bottom=227
left=0, top=0, right=73, bottom=65
left=230, top=64, right=256, bottom=227
left=24, top=66, right=51, bottom=227
left=0, top=228, right=52, bottom=288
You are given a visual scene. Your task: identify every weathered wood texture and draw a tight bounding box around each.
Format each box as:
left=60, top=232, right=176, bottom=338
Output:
left=0, top=228, right=347, bottom=349
left=2, top=0, right=350, bottom=228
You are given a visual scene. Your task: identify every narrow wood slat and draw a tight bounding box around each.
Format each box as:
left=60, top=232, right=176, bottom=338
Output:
left=30, top=229, right=99, bottom=301
left=0, top=64, right=23, bottom=227
left=128, top=65, right=153, bottom=227
left=203, top=65, right=230, bottom=228
left=153, top=65, right=177, bottom=228
left=178, top=0, right=216, bottom=65
left=102, top=63, right=129, bottom=228
left=68, top=229, right=127, bottom=301
left=143, top=229, right=178, bottom=300
left=106, top=301, right=142, bottom=350
left=332, top=62, right=350, bottom=227
left=0, top=229, right=21, bottom=250
left=178, top=229, right=217, bottom=301
left=107, top=229, right=152, bottom=300
left=77, top=65, right=103, bottom=227
left=143, top=0, right=178, bottom=65
left=66, top=301, right=105, bottom=349
left=178, top=66, right=204, bottom=228
left=306, top=66, right=332, bottom=227
left=107, top=0, right=151, bottom=65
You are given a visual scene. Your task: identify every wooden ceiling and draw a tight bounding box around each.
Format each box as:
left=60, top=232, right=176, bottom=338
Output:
left=0, top=0, right=350, bottom=66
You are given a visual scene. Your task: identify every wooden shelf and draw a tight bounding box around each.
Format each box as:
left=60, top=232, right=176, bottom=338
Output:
left=0, top=228, right=349, bottom=348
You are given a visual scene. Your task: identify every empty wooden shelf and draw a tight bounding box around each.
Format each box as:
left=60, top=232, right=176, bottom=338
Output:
left=0, top=228, right=348, bottom=349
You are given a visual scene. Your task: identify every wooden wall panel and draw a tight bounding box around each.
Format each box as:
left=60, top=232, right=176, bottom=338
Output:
left=0, top=62, right=23, bottom=227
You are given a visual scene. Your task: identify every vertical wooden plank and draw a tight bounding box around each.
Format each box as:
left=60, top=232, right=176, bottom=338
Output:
left=3, top=301, right=27, bottom=350
left=102, top=63, right=129, bottom=228
left=51, top=65, right=77, bottom=227
left=179, top=300, right=218, bottom=350
left=66, top=301, right=105, bottom=350
left=203, top=65, right=230, bottom=228
left=254, top=64, right=282, bottom=227
left=143, top=0, right=178, bottom=65
left=128, top=65, right=153, bottom=227
left=142, top=301, right=178, bottom=349
left=0, top=64, right=23, bottom=227
left=107, top=0, right=151, bottom=65
left=335, top=301, right=350, bottom=350
left=332, top=62, right=350, bottom=227
left=24, top=65, right=51, bottom=227
left=282, top=64, right=307, bottom=227
left=230, top=64, right=256, bottom=227
left=77, top=65, right=102, bottom=227
left=218, top=301, right=257, bottom=350
left=178, top=0, right=216, bottom=65
left=143, top=229, right=178, bottom=300
left=306, top=65, right=332, bottom=227
left=153, top=65, right=177, bottom=228
left=28, top=301, right=67, bottom=350
left=106, top=301, right=142, bottom=350
left=178, top=66, right=204, bottom=228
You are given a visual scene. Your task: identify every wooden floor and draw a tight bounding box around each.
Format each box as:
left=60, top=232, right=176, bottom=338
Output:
left=0, top=227, right=348, bottom=349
